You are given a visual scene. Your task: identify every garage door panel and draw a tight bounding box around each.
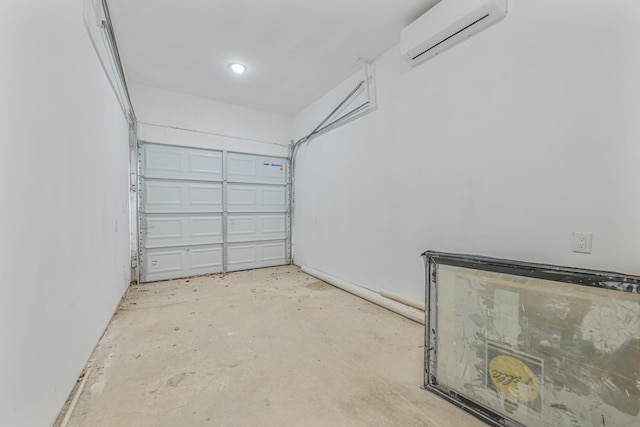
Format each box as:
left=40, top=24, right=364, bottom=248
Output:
left=227, top=213, right=286, bottom=242
left=191, top=185, right=222, bottom=208
left=191, top=216, right=222, bottom=238
left=260, top=162, right=286, bottom=182
left=190, top=152, right=222, bottom=178
left=262, top=241, right=286, bottom=261
left=145, top=249, right=184, bottom=278
left=261, top=215, right=286, bottom=234
left=144, top=245, right=223, bottom=282
left=145, top=214, right=223, bottom=248
left=227, top=184, right=286, bottom=212
left=227, top=153, right=287, bottom=185
left=227, top=240, right=287, bottom=272
left=144, top=144, right=222, bottom=181
left=145, top=148, right=182, bottom=176
left=144, top=181, right=183, bottom=206
left=227, top=185, right=256, bottom=208
left=190, top=246, right=223, bottom=269
left=262, top=187, right=287, bottom=209
left=140, top=143, right=289, bottom=282
left=144, top=180, right=223, bottom=213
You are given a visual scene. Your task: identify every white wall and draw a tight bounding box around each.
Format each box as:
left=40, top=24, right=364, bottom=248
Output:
left=0, top=1, right=131, bottom=426
left=132, top=84, right=292, bottom=157
left=293, top=1, right=640, bottom=302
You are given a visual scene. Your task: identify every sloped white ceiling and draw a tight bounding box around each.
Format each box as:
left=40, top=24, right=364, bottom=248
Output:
left=108, top=0, right=439, bottom=115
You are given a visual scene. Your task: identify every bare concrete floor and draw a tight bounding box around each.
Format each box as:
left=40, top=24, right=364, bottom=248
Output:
left=59, top=266, right=483, bottom=427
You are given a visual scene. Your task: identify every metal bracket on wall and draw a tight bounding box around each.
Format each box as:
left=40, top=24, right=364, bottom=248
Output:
left=128, top=120, right=139, bottom=276
left=222, top=150, right=229, bottom=272
left=286, top=162, right=292, bottom=265
left=137, top=142, right=145, bottom=283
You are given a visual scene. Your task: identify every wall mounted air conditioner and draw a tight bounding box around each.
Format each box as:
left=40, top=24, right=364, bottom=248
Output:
left=400, top=0, right=507, bottom=66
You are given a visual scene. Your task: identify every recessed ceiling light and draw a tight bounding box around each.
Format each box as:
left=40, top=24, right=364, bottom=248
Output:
left=229, top=63, right=246, bottom=74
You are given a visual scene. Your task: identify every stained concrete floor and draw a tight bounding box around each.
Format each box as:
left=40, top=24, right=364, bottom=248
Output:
left=58, top=266, right=483, bottom=427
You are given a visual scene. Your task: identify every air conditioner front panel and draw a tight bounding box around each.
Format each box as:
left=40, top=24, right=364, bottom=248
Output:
left=401, top=0, right=507, bottom=66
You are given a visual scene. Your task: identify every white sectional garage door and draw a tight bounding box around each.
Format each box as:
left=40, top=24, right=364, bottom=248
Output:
left=139, top=143, right=290, bottom=282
